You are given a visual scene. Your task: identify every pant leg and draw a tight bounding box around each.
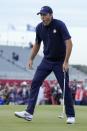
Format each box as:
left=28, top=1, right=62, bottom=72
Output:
left=53, top=62, right=75, bottom=117
left=26, top=59, right=52, bottom=114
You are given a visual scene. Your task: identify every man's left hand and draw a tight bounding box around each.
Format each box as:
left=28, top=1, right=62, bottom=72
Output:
left=63, top=62, right=69, bottom=72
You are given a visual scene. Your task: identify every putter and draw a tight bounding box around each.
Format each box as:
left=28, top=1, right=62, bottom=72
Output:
left=58, top=71, right=66, bottom=119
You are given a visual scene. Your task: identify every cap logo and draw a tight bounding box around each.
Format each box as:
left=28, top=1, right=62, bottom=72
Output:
left=53, top=29, right=57, bottom=33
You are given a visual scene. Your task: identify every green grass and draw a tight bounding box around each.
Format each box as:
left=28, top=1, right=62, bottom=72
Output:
left=0, top=105, right=87, bottom=131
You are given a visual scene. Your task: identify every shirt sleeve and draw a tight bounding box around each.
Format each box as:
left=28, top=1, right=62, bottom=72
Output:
left=59, top=21, right=71, bottom=41
left=35, top=25, right=42, bottom=44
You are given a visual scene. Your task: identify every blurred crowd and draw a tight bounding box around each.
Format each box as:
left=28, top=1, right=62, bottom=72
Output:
left=0, top=79, right=87, bottom=105
left=70, top=80, right=87, bottom=105
left=0, top=81, right=31, bottom=105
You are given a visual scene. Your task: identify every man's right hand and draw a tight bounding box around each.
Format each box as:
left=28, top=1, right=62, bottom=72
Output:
left=27, top=43, right=40, bottom=70
left=28, top=59, right=33, bottom=69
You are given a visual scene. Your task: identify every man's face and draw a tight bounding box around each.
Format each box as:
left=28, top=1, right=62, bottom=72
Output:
left=40, top=13, right=53, bottom=26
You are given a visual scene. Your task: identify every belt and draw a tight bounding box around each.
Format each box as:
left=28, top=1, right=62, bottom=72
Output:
left=45, top=57, right=63, bottom=62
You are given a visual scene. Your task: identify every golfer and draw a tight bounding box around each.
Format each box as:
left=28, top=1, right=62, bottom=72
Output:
left=15, top=6, right=75, bottom=124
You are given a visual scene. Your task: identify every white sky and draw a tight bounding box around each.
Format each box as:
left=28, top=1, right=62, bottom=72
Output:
left=0, top=0, right=87, bottom=27
left=0, top=0, right=87, bottom=65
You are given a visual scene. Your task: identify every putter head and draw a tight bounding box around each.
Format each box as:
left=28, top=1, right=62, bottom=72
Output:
left=58, top=113, right=64, bottom=119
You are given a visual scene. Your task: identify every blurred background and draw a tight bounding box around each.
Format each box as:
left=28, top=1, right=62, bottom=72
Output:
left=0, top=0, right=87, bottom=106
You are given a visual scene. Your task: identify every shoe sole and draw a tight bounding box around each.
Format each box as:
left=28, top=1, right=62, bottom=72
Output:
left=67, top=122, right=75, bottom=124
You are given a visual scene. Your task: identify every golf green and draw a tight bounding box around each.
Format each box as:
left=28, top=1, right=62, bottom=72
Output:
left=0, top=105, right=87, bottom=131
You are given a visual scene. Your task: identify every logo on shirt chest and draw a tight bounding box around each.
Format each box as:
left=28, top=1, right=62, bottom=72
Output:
left=53, top=29, right=57, bottom=34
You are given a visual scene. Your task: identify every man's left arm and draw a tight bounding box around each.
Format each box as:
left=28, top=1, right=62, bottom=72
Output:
left=63, top=39, right=73, bottom=71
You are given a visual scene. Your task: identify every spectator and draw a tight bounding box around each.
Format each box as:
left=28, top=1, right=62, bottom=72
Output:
left=36, top=85, right=45, bottom=105
left=75, top=84, right=84, bottom=105
left=70, top=79, right=77, bottom=103
left=12, top=52, right=19, bottom=61
left=51, top=83, right=62, bottom=105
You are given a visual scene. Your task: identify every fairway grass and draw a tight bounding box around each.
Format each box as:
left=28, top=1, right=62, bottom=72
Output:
left=0, top=105, right=87, bottom=131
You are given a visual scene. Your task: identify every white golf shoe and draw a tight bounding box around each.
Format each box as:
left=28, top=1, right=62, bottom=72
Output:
left=14, top=111, right=33, bottom=121
left=66, top=117, right=75, bottom=124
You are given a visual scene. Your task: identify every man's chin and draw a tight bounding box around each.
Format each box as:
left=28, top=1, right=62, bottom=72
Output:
left=43, top=22, right=49, bottom=26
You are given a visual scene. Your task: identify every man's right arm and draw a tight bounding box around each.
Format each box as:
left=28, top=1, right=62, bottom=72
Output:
left=28, top=43, right=41, bottom=69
